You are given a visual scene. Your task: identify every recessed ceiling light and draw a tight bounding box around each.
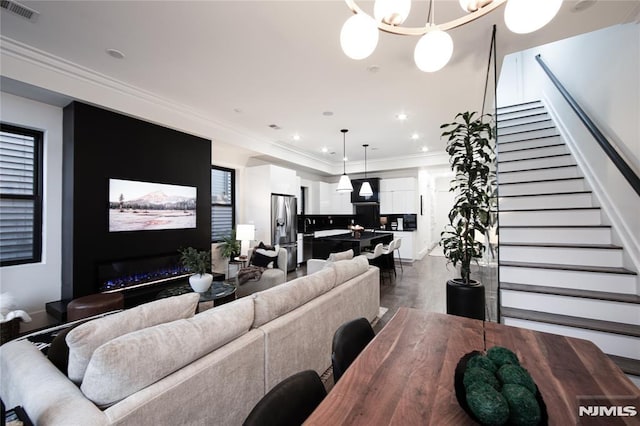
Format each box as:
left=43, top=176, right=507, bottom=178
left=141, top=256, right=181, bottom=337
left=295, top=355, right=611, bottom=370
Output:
left=322, top=147, right=329, bottom=153
left=292, top=134, right=301, bottom=141
left=322, top=111, right=334, bottom=116
left=396, top=113, right=408, bottom=121
left=421, top=146, right=429, bottom=152
left=106, top=48, right=125, bottom=59
left=411, top=133, right=420, bottom=140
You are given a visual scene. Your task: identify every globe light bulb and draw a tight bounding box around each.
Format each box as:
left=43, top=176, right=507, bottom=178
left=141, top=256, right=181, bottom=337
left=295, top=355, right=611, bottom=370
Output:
left=340, top=13, right=379, bottom=60
left=504, top=0, right=562, bottom=34
left=374, top=0, right=411, bottom=25
left=413, top=27, right=454, bottom=73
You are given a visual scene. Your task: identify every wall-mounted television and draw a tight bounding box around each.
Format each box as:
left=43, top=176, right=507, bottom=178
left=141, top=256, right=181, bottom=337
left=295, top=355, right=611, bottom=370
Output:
left=109, top=179, right=196, bottom=232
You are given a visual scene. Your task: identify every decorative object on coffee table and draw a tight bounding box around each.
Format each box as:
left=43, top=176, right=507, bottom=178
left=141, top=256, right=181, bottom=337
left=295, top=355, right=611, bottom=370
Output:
left=179, top=247, right=213, bottom=292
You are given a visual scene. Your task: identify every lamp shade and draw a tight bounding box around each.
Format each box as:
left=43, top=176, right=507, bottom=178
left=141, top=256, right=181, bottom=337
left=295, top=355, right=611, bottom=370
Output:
left=504, top=0, right=562, bottom=34
left=374, top=0, right=411, bottom=25
left=359, top=181, right=374, bottom=197
left=337, top=174, right=354, bottom=192
left=236, top=224, right=255, bottom=242
left=340, top=13, right=379, bottom=60
left=413, top=27, right=454, bottom=73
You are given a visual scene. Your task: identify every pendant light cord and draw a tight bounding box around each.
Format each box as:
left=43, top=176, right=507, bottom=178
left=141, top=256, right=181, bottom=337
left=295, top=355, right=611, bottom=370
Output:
left=341, top=129, right=348, bottom=174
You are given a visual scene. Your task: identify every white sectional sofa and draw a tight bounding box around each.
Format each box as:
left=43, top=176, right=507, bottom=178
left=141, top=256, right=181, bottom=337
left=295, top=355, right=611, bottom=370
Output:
left=0, top=255, right=379, bottom=425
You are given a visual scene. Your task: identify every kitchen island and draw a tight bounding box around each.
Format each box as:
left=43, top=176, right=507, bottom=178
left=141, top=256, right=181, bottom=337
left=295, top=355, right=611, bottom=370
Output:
left=312, top=230, right=393, bottom=259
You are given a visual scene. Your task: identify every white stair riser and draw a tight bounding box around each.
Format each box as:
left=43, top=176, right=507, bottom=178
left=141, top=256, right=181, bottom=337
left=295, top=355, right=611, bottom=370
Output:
left=499, top=166, right=580, bottom=184
left=499, top=144, right=567, bottom=161
left=502, top=318, right=640, bottom=360
left=497, top=114, right=550, bottom=128
left=499, top=266, right=637, bottom=294
left=499, top=155, right=574, bottom=172
left=499, top=128, right=559, bottom=143
left=497, top=104, right=544, bottom=116
left=499, top=121, right=554, bottom=134
left=498, top=136, right=561, bottom=152
left=499, top=193, right=593, bottom=210
left=500, top=209, right=600, bottom=226
left=501, top=290, right=640, bottom=325
left=500, top=227, right=612, bottom=245
left=499, top=179, right=585, bottom=196
left=501, top=246, right=623, bottom=268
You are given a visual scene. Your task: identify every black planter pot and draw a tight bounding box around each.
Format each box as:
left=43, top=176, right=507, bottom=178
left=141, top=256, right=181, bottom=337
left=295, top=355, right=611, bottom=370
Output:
left=446, top=279, right=485, bottom=321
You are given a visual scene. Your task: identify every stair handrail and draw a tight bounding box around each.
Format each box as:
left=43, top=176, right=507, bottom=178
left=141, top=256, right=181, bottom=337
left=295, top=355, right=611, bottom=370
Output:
left=535, top=54, right=640, bottom=197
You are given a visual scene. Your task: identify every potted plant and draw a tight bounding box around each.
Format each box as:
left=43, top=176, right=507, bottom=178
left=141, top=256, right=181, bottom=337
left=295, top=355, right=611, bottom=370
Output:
left=179, top=247, right=213, bottom=292
left=439, top=111, right=495, bottom=320
left=220, top=230, right=241, bottom=259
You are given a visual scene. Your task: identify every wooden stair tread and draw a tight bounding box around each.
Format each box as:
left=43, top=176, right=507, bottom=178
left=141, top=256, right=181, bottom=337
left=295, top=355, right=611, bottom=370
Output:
left=499, top=143, right=565, bottom=154
left=496, top=112, right=548, bottom=124
left=498, top=164, right=577, bottom=174
left=499, top=206, right=598, bottom=212
left=499, top=176, right=584, bottom=186
left=500, top=261, right=637, bottom=275
left=607, top=354, right=640, bottom=377
left=498, top=153, right=571, bottom=164
left=499, top=191, right=591, bottom=198
left=500, top=225, right=610, bottom=229
left=500, top=282, right=640, bottom=304
left=500, top=242, right=621, bottom=249
left=499, top=126, right=557, bottom=137
left=497, top=134, right=559, bottom=145
left=500, top=307, right=640, bottom=337
left=497, top=101, right=543, bottom=111
left=498, top=119, right=553, bottom=131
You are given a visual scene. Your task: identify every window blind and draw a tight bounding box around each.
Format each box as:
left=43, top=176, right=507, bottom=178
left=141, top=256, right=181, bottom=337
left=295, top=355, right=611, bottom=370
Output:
left=0, top=126, right=42, bottom=265
left=211, top=166, right=235, bottom=242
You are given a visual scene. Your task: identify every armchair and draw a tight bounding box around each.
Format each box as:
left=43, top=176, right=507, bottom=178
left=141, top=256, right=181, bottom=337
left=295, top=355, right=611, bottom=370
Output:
left=235, top=247, right=287, bottom=298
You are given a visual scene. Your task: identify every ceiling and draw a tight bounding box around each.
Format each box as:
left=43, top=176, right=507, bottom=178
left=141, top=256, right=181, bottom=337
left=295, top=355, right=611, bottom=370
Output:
left=1, top=1, right=638, bottom=175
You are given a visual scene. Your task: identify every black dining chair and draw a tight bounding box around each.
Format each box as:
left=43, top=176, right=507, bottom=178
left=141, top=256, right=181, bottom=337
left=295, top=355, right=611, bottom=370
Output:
left=243, top=370, right=327, bottom=426
left=331, top=317, right=375, bottom=383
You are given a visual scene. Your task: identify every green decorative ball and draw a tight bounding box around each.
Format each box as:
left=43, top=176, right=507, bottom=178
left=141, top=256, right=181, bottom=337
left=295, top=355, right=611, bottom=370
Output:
left=501, top=384, right=541, bottom=425
left=497, top=364, right=537, bottom=394
left=463, top=366, right=501, bottom=391
left=466, top=382, right=510, bottom=425
left=487, top=346, right=520, bottom=367
left=467, top=354, right=498, bottom=374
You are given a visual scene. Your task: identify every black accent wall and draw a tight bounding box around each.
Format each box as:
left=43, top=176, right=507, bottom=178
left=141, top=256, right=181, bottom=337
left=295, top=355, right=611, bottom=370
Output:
left=62, top=102, right=211, bottom=300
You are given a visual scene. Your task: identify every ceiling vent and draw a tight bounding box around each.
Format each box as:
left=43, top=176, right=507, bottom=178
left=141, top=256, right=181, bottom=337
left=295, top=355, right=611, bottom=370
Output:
left=1, top=0, right=39, bottom=22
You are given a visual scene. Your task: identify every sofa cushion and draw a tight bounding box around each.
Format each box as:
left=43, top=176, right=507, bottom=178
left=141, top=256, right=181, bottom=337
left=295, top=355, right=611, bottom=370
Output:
left=66, top=293, right=199, bottom=384
left=331, top=255, right=370, bottom=286
left=327, top=249, right=354, bottom=262
left=252, top=267, right=336, bottom=328
left=80, top=297, right=255, bottom=407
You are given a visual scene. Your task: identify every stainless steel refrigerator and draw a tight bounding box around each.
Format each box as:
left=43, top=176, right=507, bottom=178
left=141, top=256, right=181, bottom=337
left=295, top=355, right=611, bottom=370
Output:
left=271, top=194, right=297, bottom=272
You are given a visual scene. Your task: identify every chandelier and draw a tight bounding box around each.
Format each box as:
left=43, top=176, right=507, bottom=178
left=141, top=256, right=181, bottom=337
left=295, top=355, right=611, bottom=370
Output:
left=340, top=0, right=563, bottom=72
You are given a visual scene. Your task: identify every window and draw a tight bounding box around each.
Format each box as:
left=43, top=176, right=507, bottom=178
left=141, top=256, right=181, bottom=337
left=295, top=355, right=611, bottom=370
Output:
left=211, top=166, right=235, bottom=242
left=0, top=124, right=43, bottom=266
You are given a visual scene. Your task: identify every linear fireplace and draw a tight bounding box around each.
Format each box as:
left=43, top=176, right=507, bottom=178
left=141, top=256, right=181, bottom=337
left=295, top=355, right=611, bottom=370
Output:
left=98, top=254, right=189, bottom=293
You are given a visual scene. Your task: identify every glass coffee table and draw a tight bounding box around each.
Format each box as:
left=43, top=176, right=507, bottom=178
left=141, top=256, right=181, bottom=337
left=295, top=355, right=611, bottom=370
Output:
left=156, top=279, right=237, bottom=311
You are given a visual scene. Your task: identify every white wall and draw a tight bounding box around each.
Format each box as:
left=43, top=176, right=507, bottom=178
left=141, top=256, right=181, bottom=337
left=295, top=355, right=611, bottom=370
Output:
left=0, top=92, right=63, bottom=331
left=497, top=23, right=640, bottom=275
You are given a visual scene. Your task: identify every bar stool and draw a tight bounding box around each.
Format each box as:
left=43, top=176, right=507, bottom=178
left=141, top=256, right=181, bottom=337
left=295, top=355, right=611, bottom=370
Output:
left=66, top=293, right=124, bottom=322
left=394, top=238, right=403, bottom=274
left=380, top=240, right=396, bottom=277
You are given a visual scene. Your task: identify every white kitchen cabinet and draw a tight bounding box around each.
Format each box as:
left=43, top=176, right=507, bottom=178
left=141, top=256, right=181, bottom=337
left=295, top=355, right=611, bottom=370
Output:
left=379, top=178, right=417, bottom=214
left=392, top=231, right=415, bottom=261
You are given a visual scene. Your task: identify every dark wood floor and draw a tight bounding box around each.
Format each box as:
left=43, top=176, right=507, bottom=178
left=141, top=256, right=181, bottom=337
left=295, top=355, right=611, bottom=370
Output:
left=289, top=252, right=456, bottom=333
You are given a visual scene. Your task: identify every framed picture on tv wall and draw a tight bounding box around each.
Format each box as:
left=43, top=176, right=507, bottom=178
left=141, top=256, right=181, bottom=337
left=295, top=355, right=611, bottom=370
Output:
left=108, top=178, right=196, bottom=232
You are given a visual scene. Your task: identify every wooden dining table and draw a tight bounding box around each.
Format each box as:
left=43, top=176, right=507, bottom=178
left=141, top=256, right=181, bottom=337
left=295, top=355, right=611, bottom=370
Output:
left=305, top=308, right=639, bottom=425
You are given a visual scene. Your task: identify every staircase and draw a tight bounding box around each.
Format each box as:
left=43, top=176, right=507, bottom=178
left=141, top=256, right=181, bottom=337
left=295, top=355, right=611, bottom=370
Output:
left=496, top=100, right=640, bottom=379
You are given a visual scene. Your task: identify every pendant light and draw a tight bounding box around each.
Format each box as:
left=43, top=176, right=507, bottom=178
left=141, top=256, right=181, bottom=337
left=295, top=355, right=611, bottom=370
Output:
left=359, top=144, right=373, bottom=198
left=413, top=0, right=453, bottom=73
left=336, top=129, right=353, bottom=192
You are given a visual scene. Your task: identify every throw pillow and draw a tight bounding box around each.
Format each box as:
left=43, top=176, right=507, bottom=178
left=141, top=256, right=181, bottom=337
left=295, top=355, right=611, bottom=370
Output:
left=66, top=292, right=199, bottom=384
left=327, top=249, right=354, bottom=262
left=81, top=298, right=255, bottom=407
left=47, top=323, right=81, bottom=375
left=251, top=242, right=279, bottom=268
